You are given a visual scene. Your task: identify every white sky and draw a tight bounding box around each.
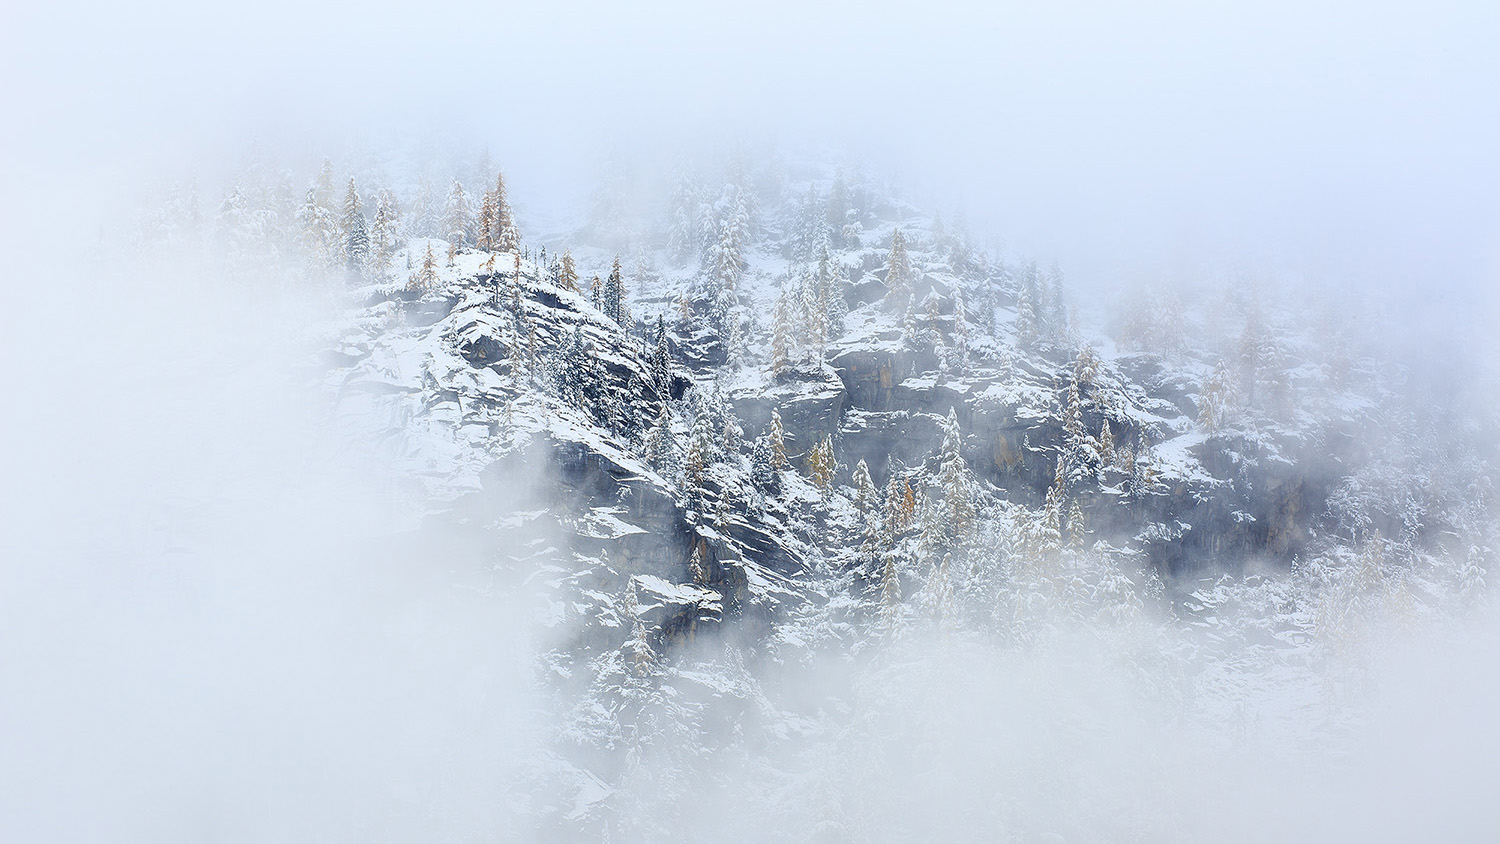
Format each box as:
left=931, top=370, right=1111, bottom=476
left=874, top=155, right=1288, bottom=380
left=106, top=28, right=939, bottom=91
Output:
left=3, top=0, right=1497, bottom=311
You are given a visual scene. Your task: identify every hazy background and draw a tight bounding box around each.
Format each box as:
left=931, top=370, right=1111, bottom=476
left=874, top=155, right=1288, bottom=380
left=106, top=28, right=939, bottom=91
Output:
left=5, top=0, right=1498, bottom=301
left=3, top=2, right=1499, bottom=841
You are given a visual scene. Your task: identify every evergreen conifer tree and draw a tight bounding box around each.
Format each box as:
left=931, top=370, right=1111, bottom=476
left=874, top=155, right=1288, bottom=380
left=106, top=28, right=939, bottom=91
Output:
left=879, top=551, right=904, bottom=636
left=767, top=408, right=789, bottom=469
left=641, top=403, right=677, bottom=473
left=649, top=315, right=672, bottom=393
left=370, top=190, right=399, bottom=276
left=341, top=178, right=369, bottom=271
left=1056, top=378, right=1097, bottom=492
left=297, top=186, right=339, bottom=272
left=492, top=170, right=520, bottom=252
left=684, top=408, right=715, bottom=491
left=826, top=172, right=850, bottom=246
left=476, top=189, right=497, bottom=251
left=1066, top=497, right=1087, bottom=549
left=689, top=545, right=709, bottom=585
left=1015, top=263, right=1042, bottom=349
left=852, top=459, right=878, bottom=520
left=884, top=472, right=917, bottom=538
left=885, top=228, right=915, bottom=309
left=559, top=251, right=579, bottom=292
left=750, top=436, right=779, bottom=489
left=1200, top=358, right=1238, bottom=432
left=444, top=179, right=473, bottom=249
left=918, top=409, right=976, bottom=585
left=807, top=435, right=836, bottom=492
left=622, top=584, right=657, bottom=677
left=409, top=241, right=440, bottom=293
left=603, top=256, right=626, bottom=326
left=770, top=294, right=793, bottom=375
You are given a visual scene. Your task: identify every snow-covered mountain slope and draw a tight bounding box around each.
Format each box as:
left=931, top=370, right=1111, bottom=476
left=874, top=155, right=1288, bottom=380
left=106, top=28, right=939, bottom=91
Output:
left=136, top=155, right=1497, bottom=839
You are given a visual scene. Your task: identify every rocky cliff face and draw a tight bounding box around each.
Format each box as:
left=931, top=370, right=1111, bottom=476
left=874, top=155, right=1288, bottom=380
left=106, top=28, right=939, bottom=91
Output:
left=316, top=163, right=1494, bottom=837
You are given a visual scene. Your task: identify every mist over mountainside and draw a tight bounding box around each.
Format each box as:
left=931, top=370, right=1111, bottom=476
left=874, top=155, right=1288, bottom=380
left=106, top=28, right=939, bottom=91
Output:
left=95, top=149, right=1497, bottom=840
left=6, top=1, right=1500, bottom=839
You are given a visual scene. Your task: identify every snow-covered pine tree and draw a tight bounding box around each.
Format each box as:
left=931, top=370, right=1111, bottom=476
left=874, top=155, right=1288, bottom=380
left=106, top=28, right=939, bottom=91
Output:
left=1459, top=545, right=1487, bottom=606
left=649, top=315, right=672, bottom=393
left=492, top=170, right=520, bottom=253
left=444, top=179, right=473, bottom=249
left=721, top=400, right=744, bottom=455
left=409, top=241, right=439, bottom=293
left=411, top=176, right=442, bottom=239
left=314, top=158, right=336, bottom=207
left=750, top=436, right=779, bottom=490
left=1200, top=358, right=1238, bottom=432
left=1071, top=347, right=1103, bottom=417
left=884, top=472, right=918, bottom=539
left=1056, top=376, right=1098, bottom=493
left=297, top=186, right=339, bottom=273
left=505, top=269, right=534, bottom=377
left=801, top=270, right=830, bottom=355
left=1035, top=483, right=1064, bottom=555
left=788, top=185, right=818, bottom=262
left=924, top=551, right=955, bottom=628
left=770, top=293, right=793, bottom=376
left=807, top=435, right=836, bottom=493
left=923, top=408, right=975, bottom=563
left=689, top=544, right=709, bottom=585
left=767, top=408, right=789, bottom=469
left=885, top=227, right=915, bottom=310
left=825, top=172, right=850, bottom=247
left=1065, top=497, right=1087, bottom=549
left=666, top=167, right=699, bottom=262
left=704, top=191, right=746, bottom=336
left=559, top=250, right=579, bottom=292
left=878, top=551, right=903, bottom=636
left=604, top=256, right=626, bottom=326
left=370, top=190, right=399, bottom=276
left=641, top=403, right=677, bottom=474
left=825, top=262, right=849, bottom=343
left=684, top=407, right=715, bottom=492
left=1044, top=262, right=1068, bottom=345
left=554, top=326, right=590, bottom=406
left=952, top=285, right=970, bottom=370
left=622, top=584, right=657, bottom=678
left=1014, top=262, right=1041, bottom=349
left=1098, top=419, right=1116, bottom=468
left=476, top=189, right=497, bottom=251
left=852, top=459, right=878, bottom=521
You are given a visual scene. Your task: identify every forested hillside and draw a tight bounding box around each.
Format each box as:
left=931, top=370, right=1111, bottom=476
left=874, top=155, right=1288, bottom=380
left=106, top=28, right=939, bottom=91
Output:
left=129, top=150, right=1497, bottom=839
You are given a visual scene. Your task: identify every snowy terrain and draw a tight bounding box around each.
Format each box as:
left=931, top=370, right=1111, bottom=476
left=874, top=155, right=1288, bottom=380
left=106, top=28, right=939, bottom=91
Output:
left=99, top=153, right=1500, bottom=841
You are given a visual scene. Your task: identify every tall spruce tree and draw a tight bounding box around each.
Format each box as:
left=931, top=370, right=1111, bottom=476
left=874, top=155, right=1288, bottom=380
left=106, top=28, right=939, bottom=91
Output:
left=923, top=408, right=975, bottom=564
left=370, top=190, right=399, bottom=276
left=559, top=250, right=579, bottom=292
left=885, top=227, right=915, bottom=310
left=476, top=190, right=497, bottom=250
left=444, top=179, right=473, bottom=248
left=642, top=403, right=677, bottom=473
left=767, top=408, right=789, bottom=469
left=649, top=315, right=671, bottom=393
left=342, top=178, right=369, bottom=272
left=492, top=170, right=519, bottom=252
left=770, top=294, right=793, bottom=375
left=603, top=256, right=626, bottom=326
left=807, top=435, right=836, bottom=492
left=852, top=459, right=878, bottom=521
